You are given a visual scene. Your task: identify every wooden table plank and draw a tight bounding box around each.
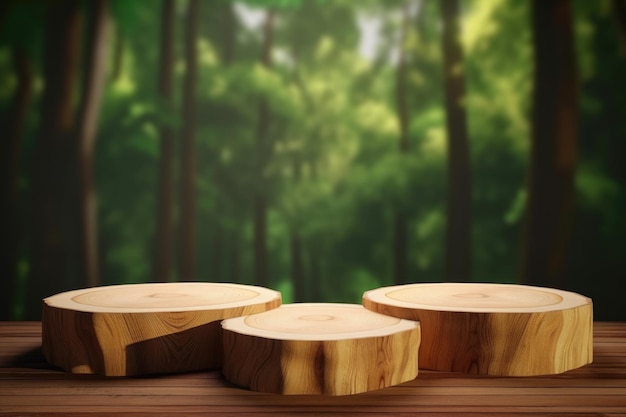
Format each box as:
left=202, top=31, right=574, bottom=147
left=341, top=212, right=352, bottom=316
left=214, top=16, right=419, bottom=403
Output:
left=0, top=321, right=625, bottom=416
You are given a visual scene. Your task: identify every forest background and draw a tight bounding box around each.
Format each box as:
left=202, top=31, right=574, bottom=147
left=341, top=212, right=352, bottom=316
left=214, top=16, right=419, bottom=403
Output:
left=1, top=0, right=625, bottom=321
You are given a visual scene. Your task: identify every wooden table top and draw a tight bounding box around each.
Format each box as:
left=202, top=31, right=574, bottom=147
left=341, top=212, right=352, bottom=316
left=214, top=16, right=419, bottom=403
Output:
left=0, top=321, right=625, bottom=416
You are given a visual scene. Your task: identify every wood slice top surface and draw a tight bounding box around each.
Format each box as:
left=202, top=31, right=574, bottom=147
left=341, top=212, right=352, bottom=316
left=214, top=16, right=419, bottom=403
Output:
left=222, top=303, right=418, bottom=341
left=364, top=282, right=591, bottom=313
left=44, top=282, right=281, bottom=313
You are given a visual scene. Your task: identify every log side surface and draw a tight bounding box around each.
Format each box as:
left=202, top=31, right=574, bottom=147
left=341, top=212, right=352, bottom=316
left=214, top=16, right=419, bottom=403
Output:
left=363, top=283, right=593, bottom=376
left=221, top=303, right=420, bottom=395
left=0, top=321, right=625, bottom=416
left=41, top=282, right=281, bottom=376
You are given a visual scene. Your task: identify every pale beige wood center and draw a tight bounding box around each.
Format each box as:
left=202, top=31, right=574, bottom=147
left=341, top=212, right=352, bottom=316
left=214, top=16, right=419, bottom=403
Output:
left=384, top=282, right=565, bottom=310
left=242, top=303, right=401, bottom=338
left=71, top=283, right=259, bottom=309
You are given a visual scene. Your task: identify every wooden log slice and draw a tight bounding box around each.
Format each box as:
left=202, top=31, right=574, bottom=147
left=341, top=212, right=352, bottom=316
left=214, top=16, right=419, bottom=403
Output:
left=42, top=282, right=281, bottom=376
left=363, top=283, right=593, bottom=376
left=221, top=303, right=420, bottom=396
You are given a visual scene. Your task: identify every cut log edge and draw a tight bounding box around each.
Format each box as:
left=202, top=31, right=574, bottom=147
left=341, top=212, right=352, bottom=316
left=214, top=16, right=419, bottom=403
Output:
left=363, top=283, right=591, bottom=313
left=43, top=282, right=282, bottom=313
left=221, top=303, right=420, bottom=341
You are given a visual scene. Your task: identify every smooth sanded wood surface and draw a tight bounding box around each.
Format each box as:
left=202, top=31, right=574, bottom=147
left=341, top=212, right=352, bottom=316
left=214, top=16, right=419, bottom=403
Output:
left=42, top=283, right=281, bottom=376
left=1, top=322, right=625, bottom=416
left=363, top=283, right=593, bottom=376
left=221, top=303, right=420, bottom=395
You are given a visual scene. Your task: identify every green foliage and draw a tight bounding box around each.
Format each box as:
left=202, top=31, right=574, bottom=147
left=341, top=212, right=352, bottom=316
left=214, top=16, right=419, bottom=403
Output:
left=0, top=1, right=45, bottom=57
left=110, top=0, right=145, bottom=38
left=1, top=0, right=625, bottom=319
left=241, top=0, right=303, bottom=10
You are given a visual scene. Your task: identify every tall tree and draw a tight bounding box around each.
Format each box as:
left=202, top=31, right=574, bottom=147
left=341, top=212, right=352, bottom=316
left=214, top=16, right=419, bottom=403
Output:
left=441, top=0, right=471, bottom=282
left=290, top=232, right=304, bottom=300
left=254, top=10, right=275, bottom=288
left=210, top=225, right=223, bottom=281
left=288, top=48, right=307, bottom=301
left=74, top=0, right=111, bottom=288
left=393, top=2, right=411, bottom=285
left=180, top=0, right=199, bottom=280
left=222, top=1, right=237, bottom=65
left=27, top=0, right=82, bottom=318
left=0, top=48, right=34, bottom=319
left=521, top=0, right=578, bottom=287
left=154, top=0, right=175, bottom=282
left=209, top=0, right=237, bottom=282
left=290, top=158, right=305, bottom=301
left=289, top=42, right=319, bottom=301
left=614, top=0, right=626, bottom=53
left=111, top=30, right=124, bottom=81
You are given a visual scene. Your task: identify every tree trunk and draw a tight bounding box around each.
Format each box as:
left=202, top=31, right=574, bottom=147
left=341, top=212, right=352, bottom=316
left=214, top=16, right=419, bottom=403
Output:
left=613, top=0, right=626, bottom=54
left=290, top=156, right=305, bottom=301
left=253, top=191, right=268, bottom=287
left=522, top=0, right=578, bottom=287
left=210, top=0, right=236, bottom=282
left=253, top=10, right=275, bottom=288
left=27, top=0, right=82, bottom=319
left=441, top=0, right=471, bottom=282
left=230, top=232, right=241, bottom=280
left=393, top=213, right=408, bottom=284
left=74, top=0, right=111, bottom=288
left=396, top=3, right=410, bottom=156
left=308, top=241, right=321, bottom=302
left=0, top=48, right=34, bottom=320
left=210, top=223, right=223, bottom=281
left=179, top=0, right=199, bottom=280
left=222, top=1, right=236, bottom=65
left=290, top=61, right=324, bottom=301
left=291, top=232, right=304, bottom=301
left=154, top=0, right=175, bottom=282
left=393, top=3, right=410, bottom=285
left=0, top=3, right=9, bottom=33
left=308, top=162, right=322, bottom=303
left=111, top=31, right=124, bottom=81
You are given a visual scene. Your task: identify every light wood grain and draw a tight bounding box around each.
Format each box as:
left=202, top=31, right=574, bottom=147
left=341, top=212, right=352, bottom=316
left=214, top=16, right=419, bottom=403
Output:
left=221, top=303, right=420, bottom=395
left=42, top=282, right=281, bottom=376
left=363, top=283, right=593, bottom=376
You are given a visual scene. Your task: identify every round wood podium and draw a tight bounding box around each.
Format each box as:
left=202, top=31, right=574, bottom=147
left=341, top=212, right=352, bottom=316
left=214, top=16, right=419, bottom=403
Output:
left=42, top=282, right=281, bottom=376
left=221, top=303, right=421, bottom=395
left=363, top=282, right=593, bottom=376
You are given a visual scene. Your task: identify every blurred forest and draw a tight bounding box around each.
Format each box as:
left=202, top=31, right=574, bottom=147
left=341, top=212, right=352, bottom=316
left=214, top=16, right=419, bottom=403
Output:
left=0, top=0, right=625, bottom=321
